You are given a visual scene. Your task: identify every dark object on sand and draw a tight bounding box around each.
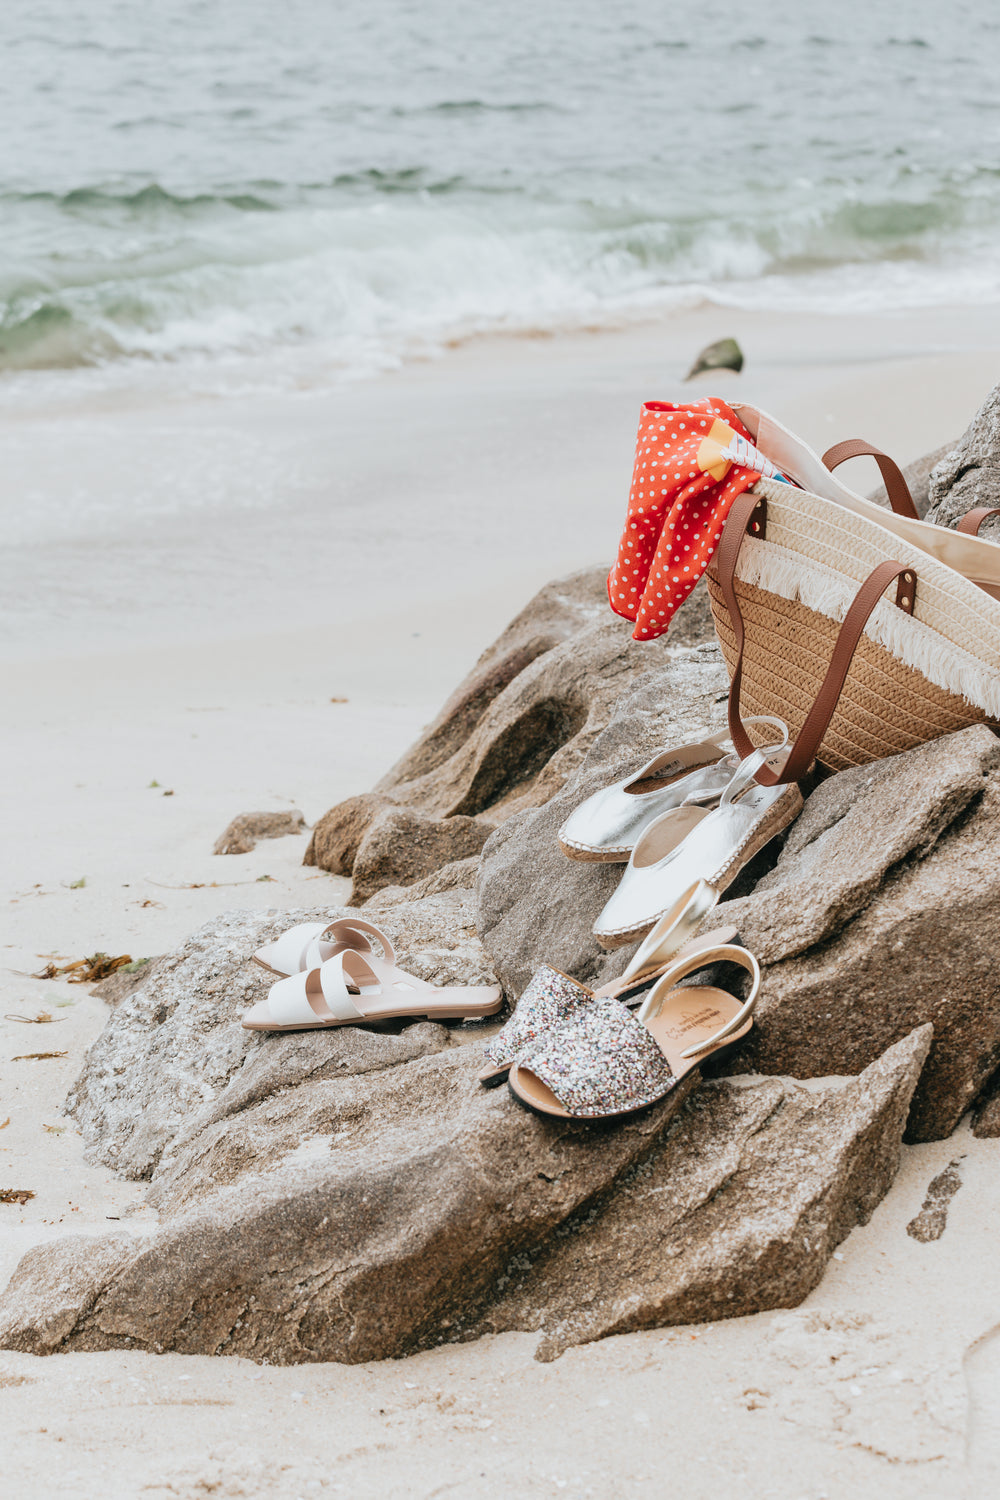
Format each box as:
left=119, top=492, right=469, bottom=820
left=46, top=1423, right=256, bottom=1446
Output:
left=0, top=1190, right=35, bottom=1205
left=685, top=336, right=744, bottom=380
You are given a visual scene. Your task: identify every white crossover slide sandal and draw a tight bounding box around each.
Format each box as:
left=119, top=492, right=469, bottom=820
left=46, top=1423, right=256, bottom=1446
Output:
left=242, top=949, right=503, bottom=1032
left=592, top=728, right=802, bottom=949
left=557, top=717, right=787, bottom=863
left=252, top=916, right=394, bottom=977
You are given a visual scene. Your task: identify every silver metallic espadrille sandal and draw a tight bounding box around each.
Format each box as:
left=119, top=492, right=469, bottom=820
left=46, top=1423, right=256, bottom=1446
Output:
left=592, top=731, right=800, bottom=950
left=556, top=716, right=787, bottom=863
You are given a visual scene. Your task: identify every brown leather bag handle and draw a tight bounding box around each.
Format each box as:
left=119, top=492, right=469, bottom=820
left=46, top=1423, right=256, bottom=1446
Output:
left=824, top=452, right=1000, bottom=537
left=716, top=489, right=917, bottom=784
left=956, top=506, right=1000, bottom=536
left=822, top=439, right=921, bottom=522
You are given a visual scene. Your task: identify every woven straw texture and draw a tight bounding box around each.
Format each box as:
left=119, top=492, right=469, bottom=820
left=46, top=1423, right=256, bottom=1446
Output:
left=707, top=575, right=987, bottom=771
left=706, top=479, right=1000, bottom=771
left=752, top=479, right=1000, bottom=680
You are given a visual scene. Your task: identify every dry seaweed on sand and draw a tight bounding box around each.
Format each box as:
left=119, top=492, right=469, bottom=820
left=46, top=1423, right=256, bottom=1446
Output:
left=5, top=1010, right=63, bottom=1024
left=0, top=1189, right=35, bottom=1205
left=32, top=952, right=133, bottom=983
left=149, top=877, right=275, bottom=890
left=12, top=1052, right=68, bottom=1061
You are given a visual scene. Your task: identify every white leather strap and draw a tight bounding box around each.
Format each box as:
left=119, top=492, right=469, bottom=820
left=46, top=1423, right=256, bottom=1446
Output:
left=267, top=922, right=330, bottom=976
left=303, top=918, right=396, bottom=973
left=318, top=951, right=374, bottom=1020
left=266, top=953, right=368, bottom=1027
left=263, top=917, right=396, bottom=976
left=334, top=918, right=396, bottom=965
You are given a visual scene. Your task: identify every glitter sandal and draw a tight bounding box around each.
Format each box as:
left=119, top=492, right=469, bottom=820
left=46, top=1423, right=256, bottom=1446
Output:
left=507, top=943, right=759, bottom=1120
left=478, top=880, right=735, bottom=1086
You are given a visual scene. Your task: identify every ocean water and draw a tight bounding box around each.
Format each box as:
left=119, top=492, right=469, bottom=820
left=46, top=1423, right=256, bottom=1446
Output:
left=2, top=0, right=1000, bottom=391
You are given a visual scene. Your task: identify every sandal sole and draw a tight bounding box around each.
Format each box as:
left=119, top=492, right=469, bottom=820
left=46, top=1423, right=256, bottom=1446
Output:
left=557, top=838, right=632, bottom=863
left=243, top=997, right=504, bottom=1033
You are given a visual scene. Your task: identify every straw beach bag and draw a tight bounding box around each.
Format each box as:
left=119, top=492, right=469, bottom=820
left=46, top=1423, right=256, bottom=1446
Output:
left=704, top=405, right=1000, bottom=775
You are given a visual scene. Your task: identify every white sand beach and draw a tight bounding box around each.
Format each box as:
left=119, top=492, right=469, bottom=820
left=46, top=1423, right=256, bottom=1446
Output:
left=4, top=303, right=1000, bottom=1495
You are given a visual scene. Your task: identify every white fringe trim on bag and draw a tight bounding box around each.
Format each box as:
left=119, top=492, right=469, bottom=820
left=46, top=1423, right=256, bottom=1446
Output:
left=734, top=535, right=1000, bottom=721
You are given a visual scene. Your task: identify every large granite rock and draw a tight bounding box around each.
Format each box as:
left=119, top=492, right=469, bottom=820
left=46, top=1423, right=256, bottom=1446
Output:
left=0, top=946, right=929, bottom=1364
left=971, top=1072, right=1000, bottom=1138
left=90, top=957, right=164, bottom=1009
left=304, top=568, right=716, bottom=897
left=479, top=717, right=1000, bottom=1143
left=348, top=806, right=494, bottom=905
left=721, top=725, right=1000, bottom=1142
left=300, top=792, right=395, bottom=878
left=213, top=810, right=306, bottom=856
left=472, top=1027, right=930, bottom=1360
left=926, top=382, right=1000, bottom=540
left=365, top=854, right=481, bottom=908
left=476, top=644, right=729, bottom=998
left=67, top=902, right=495, bottom=1182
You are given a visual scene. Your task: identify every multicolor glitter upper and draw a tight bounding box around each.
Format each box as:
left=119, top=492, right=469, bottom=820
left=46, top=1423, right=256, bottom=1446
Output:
left=481, top=964, right=592, bottom=1072
left=513, top=997, right=676, bottom=1117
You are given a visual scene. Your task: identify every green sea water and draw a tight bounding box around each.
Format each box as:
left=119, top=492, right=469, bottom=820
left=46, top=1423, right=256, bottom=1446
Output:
left=2, top=0, right=1000, bottom=379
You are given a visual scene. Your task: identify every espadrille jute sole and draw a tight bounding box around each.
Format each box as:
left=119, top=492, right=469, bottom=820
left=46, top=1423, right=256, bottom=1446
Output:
left=557, top=837, right=632, bottom=863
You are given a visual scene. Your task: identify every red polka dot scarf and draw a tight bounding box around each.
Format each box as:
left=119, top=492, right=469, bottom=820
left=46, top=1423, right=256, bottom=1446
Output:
left=608, top=397, right=793, bottom=641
